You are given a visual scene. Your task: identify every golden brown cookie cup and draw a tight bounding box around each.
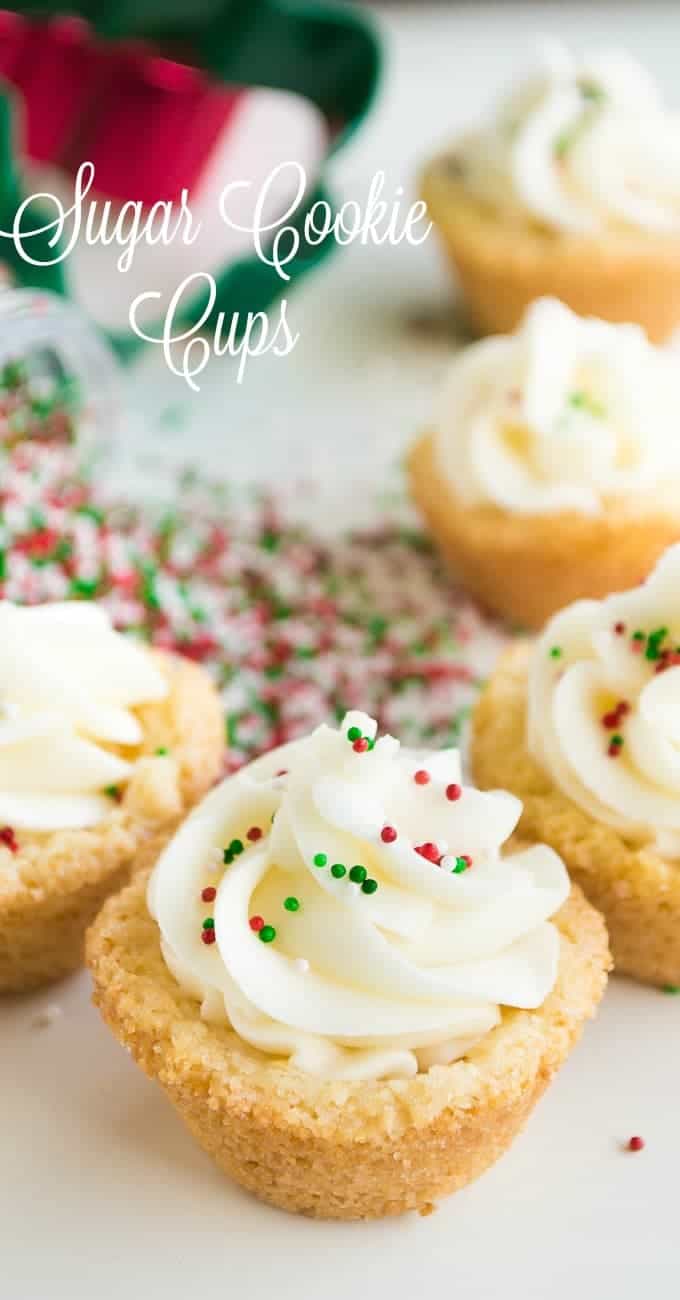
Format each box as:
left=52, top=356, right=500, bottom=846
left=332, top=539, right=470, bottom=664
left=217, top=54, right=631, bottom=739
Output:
left=421, top=156, right=680, bottom=342
left=87, top=862, right=609, bottom=1221
left=472, top=642, right=680, bottom=987
left=0, top=652, right=223, bottom=994
left=408, top=431, right=680, bottom=630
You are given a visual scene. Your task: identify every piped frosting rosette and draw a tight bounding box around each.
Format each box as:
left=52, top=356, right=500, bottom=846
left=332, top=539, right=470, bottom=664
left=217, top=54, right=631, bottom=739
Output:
left=435, top=298, right=680, bottom=516
left=529, top=545, right=680, bottom=858
left=148, top=710, right=569, bottom=1081
left=459, top=42, right=680, bottom=234
left=0, top=601, right=167, bottom=830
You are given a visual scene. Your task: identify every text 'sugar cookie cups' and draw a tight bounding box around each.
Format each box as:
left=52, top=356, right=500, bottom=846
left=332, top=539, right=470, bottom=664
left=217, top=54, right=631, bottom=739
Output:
left=409, top=298, right=680, bottom=629
left=421, top=44, right=680, bottom=340
left=472, top=545, right=680, bottom=987
left=0, top=600, right=223, bottom=992
left=87, top=709, right=609, bottom=1219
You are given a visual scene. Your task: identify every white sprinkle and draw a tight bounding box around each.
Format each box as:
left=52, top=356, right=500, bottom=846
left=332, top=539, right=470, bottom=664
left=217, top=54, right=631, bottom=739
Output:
left=32, top=1003, right=62, bottom=1029
left=440, top=855, right=456, bottom=872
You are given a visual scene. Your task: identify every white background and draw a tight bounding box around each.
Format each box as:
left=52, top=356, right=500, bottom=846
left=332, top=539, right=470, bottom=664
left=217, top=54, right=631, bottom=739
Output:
left=3, top=5, right=680, bottom=1297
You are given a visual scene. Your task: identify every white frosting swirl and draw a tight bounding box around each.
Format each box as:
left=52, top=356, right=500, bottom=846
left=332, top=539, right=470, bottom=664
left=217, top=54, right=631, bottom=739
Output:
left=148, top=710, right=569, bottom=1081
left=529, top=544, right=680, bottom=858
left=435, top=298, right=680, bottom=516
left=0, top=601, right=168, bottom=831
left=458, top=42, right=680, bottom=234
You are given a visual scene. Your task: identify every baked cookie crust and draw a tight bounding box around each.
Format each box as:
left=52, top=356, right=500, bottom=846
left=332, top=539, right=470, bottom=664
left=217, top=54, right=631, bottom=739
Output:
left=421, top=157, right=680, bottom=343
left=0, top=651, right=223, bottom=993
left=408, top=431, right=680, bottom=630
left=87, top=862, right=609, bottom=1220
left=472, top=642, right=680, bottom=986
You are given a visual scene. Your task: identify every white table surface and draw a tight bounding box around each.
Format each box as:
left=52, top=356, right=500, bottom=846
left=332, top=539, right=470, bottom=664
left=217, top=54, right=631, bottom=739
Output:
left=4, top=5, right=680, bottom=1297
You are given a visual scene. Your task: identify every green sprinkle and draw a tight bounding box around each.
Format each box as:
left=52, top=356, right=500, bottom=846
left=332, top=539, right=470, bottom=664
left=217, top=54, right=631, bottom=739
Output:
left=283, top=896, right=300, bottom=912
left=104, top=785, right=120, bottom=799
left=349, top=864, right=367, bottom=883
left=202, top=917, right=215, bottom=930
left=568, top=389, right=605, bottom=418
left=313, top=853, right=327, bottom=868
left=2, top=359, right=26, bottom=389
left=361, top=878, right=378, bottom=894
left=347, top=726, right=362, bottom=742
left=259, top=925, right=276, bottom=943
left=155, top=746, right=169, bottom=756
left=578, top=79, right=605, bottom=103
left=453, top=857, right=468, bottom=874
left=611, top=734, right=623, bottom=747
left=645, top=627, right=668, bottom=661
left=76, top=504, right=105, bottom=525
left=70, top=576, right=98, bottom=598
left=549, top=646, right=562, bottom=659
left=662, top=984, right=680, bottom=995
left=54, top=539, right=72, bottom=563
left=331, top=863, right=346, bottom=878
left=229, top=839, right=244, bottom=856
left=632, top=630, right=645, bottom=642
left=223, top=849, right=233, bottom=865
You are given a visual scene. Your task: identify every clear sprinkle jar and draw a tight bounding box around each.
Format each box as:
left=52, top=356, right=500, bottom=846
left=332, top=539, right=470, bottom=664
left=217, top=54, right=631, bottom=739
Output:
left=0, top=288, right=122, bottom=451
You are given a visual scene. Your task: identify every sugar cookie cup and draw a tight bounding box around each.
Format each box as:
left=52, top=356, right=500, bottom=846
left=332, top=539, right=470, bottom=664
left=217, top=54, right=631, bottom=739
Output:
left=0, top=604, right=224, bottom=994
left=422, top=45, right=680, bottom=341
left=408, top=299, right=680, bottom=629
left=471, top=546, right=680, bottom=986
left=87, top=710, right=609, bottom=1219
left=409, top=429, right=680, bottom=630
left=421, top=163, right=680, bottom=343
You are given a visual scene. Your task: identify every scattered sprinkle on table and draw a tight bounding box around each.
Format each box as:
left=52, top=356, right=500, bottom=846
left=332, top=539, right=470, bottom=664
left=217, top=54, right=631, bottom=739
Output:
left=0, top=442, right=506, bottom=769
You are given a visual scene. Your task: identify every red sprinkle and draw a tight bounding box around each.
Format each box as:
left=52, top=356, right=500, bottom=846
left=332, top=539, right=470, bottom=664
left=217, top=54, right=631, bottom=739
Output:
left=201, top=929, right=216, bottom=945
left=602, top=711, right=619, bottom=729
left=459, top=854, right=473, bottom=868
left=381, top=825, right=397, bottom=843
left=614, top=622, right=626, bottom=635
left=628, top=1136, right=645, bottom=1152
left=608, top=740, right=622, bottom=758
left=0, top=826, right=18, bottom=853
left=276, top=770, right=288, bottom=778
left=416, top=841, right=441, bottom=864
left=353, top=737, right=369, bottom=753
left=247, top=826, right=263, bottom=842
left=201, top=886, right=217, bottom=903
left=445, top=783, right=462, bottom=802
left=249, top=915, right=265, bottom=932
left=656, top=651, right=680, bottom=675
left=414, top=770, right=430, bottom=785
